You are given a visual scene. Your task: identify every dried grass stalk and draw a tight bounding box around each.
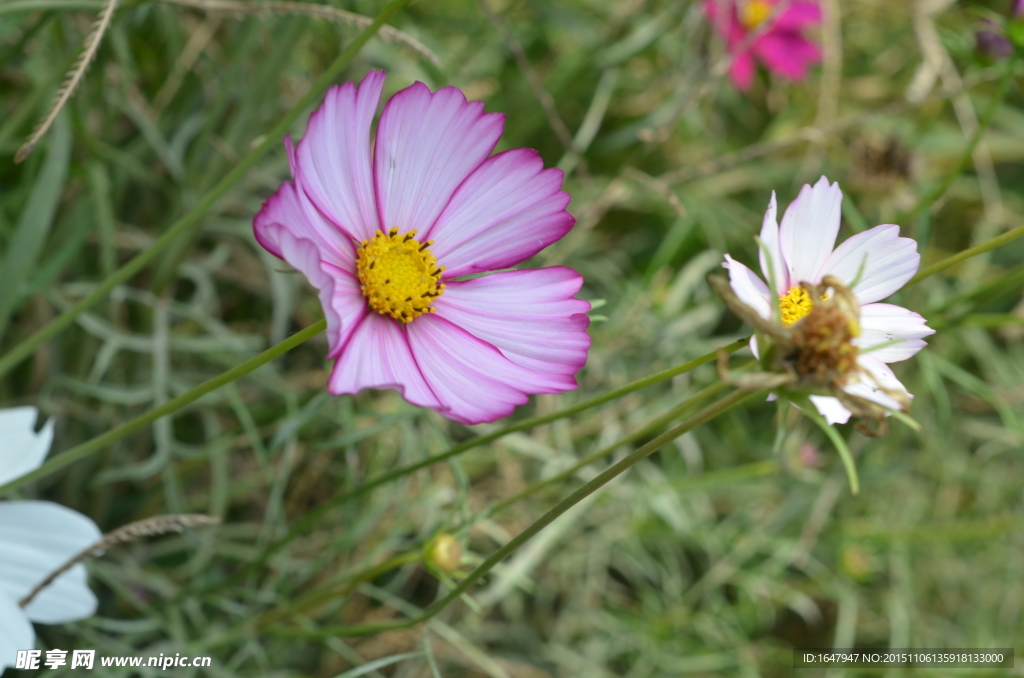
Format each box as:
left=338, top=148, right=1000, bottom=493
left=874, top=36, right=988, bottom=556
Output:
left=18, top=514, right=221, bottom=609
left=15, top=0, right=120, bottom=163
left=162, top=0, right=441, bottom=66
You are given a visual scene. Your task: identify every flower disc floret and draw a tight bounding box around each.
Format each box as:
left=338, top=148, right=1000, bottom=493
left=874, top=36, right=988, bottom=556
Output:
left=792, top=290, right=862, bottom=384
left=356, top=227, right=445, bottom=322
left=738, top=0, right=772, bottom=28
left=779, top=286, right=814, bottom=326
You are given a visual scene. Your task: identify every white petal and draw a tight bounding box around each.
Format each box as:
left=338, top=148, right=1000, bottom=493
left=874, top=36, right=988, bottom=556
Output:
left=779, top=176, right=842, bottom=286
left=0, top=501, right=101, bottom=624
left=809, top=395, right=852, bottom=424
left=855, top=303, right=934, bottom=363
left=842, top=355, right=911, bottom=412
left=822, top=224, right=920, bottom=304
left=722, top=255, right=773, bottom=320
left=0, top=592, right=34, bottom=674
left=758, top=191, right=789, bottom=294
left=0, top=407, right=53, bottom=486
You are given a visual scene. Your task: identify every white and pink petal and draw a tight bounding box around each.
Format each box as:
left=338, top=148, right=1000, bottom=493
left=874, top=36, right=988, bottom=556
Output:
left=427, top=149, right=574, bottom=276
left=842, top=355, right=911, bottom=412
left=808, top=395, right=853, bottom=425
left=254, top=180, right=356, bottom=272
left=723, top=255, right=773, bottom=321
left=779, top=176, right=842, bottom=286
left=856, top=303, right=934, bottom=363
left=322, top=263, right=369, bottom=359
left=254, top=222, right=346, bottom=358
left=407, top=315, right=568, bottom=425
left=294, top=71, right=385, bottom=242
left=822, top=224, right=920, bottom=304
left=374, top=82, right=504, bottom=238
left=758, top=191, right=789, bottom=295
left=327, top=312, right=441, bottom=412
left=434, top=267, right=590, bottom=377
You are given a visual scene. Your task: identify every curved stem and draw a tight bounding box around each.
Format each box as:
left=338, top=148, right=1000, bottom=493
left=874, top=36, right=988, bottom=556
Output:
left=0, top=320, right=326, bottom=496
left=907, top=223, right=1024, bottom=288
left=263, top=387, right=761, bottom=639
left=897, top=50, right=1018, bottom=225
left=802, top=405, right=859, bottom=496
left=208, top=338, right=749, bottom=591
left=0, top=0, right=412, bottom=380
left=254, top=550, right=422, bottom=629
left=489, top=378, right=731, bottom=516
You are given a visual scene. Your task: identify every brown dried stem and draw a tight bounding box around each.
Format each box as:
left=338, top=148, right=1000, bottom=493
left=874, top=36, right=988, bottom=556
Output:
left=162, top=0, right=440, bottom=66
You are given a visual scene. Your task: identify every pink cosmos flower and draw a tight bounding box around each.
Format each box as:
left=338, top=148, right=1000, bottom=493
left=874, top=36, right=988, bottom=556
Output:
left=723, top=177, right=935, bottom=425
left=704, top=0, right=823, bottom=90
left=254, top=71, right=591, bottom=425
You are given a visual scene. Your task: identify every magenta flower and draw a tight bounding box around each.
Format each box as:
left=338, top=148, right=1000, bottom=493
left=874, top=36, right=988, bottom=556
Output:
left=704, top=0, right=823, bottom=90
left=254, top=71, right=591, bottom=425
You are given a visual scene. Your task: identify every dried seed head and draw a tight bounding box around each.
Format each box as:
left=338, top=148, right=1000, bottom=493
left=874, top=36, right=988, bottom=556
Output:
left=711, top=273, right=909, bottom=433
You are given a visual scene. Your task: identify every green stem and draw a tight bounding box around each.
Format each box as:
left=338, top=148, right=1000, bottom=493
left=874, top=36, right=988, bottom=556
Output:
left=263, top=387, right=760, bottom=639
left=0, top=320, right=326, bottom=496
left=906, top=223, right=1024, bottom=287
left=255, top=550, right=422, bottom=628
left=897, top=51, right=1018, bottom=225
left=210, top=338, right=749, bottom=590
left=801, top=405, right=859, bottom=496
left=490, top=378, right=732, bottom=516
left=0, top=0, right=412, bottom=380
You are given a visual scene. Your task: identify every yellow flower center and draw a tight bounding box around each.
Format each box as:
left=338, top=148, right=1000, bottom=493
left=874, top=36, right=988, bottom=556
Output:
left=356, top=227, right=445, bottom=322
left=779, top=286, right=815, bottom=326
left=738, top=0, right=773, bottom=29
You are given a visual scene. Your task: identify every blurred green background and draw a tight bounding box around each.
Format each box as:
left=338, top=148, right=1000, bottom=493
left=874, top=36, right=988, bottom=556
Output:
left=2, top=0, right=1024, bottom=675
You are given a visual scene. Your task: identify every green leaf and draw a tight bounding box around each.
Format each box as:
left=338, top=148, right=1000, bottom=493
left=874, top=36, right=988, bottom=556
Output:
left=0, top=114, right=71, bottom=341
left=1007, top=19, right=1024, bottom=48
left=799, top=400, right=860, bottom=496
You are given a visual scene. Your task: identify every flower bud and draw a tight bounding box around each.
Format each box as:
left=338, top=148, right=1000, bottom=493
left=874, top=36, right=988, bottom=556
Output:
left=425, top=534, right=462, bottom=573
left=976, top=24, right=1014, bottom=59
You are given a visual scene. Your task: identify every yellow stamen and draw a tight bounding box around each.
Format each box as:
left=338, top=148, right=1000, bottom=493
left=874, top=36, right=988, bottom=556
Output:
left=779, top=286, right=814, bottom=326
left=738, top=0, right=773, bottom=29
left=356, top=227, right=445, bottom=322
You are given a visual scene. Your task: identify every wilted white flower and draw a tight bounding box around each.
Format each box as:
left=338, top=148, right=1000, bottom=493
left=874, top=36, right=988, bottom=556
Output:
left=721, top=176, right=934, bottom=426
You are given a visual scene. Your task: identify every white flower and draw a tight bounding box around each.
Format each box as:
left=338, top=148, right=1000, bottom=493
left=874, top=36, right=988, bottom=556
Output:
left=0, top=407, right=101, bottom=675
left=722, top=176, right=935, bottom=424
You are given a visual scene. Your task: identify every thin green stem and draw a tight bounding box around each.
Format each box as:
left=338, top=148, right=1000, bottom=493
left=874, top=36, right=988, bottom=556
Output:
left=801, top=405, right=859, bottom=496
left=906, top=223, right=1024, bottom=288
left=0, top=320, right=326, bottom=497
left=210, top=338, right=749, bottom=590
left=0, top=0, right=412, bottom=380
left=490, top=378, right=731, bottom=516
left=930, top=261, right=1024, bottom=314
left=255, top=550, right=422, bottom=628
left=263, top=387, right=761, bottom=639
left=897, top=51, right=1017, bottom=225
